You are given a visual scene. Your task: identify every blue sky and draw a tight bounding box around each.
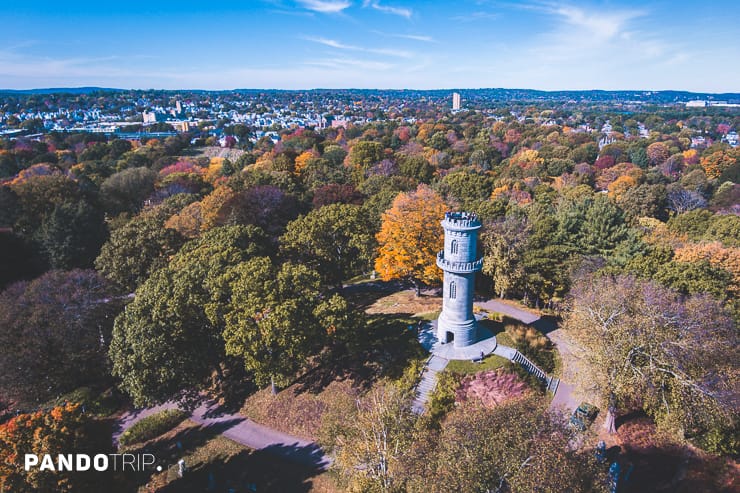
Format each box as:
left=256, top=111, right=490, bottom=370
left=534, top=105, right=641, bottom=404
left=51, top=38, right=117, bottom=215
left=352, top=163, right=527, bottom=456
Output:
left=1, top=0, right=738, bottom=91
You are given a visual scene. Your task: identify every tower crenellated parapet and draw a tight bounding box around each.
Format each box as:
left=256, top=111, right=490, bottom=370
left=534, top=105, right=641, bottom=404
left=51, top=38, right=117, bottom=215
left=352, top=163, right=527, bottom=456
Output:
left=441, top=211, right=481, bottom=231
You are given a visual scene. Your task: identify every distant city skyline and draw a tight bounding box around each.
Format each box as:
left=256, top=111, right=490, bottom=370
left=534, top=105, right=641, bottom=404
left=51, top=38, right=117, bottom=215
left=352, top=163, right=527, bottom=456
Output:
left=1, top=1, right=738, bottom=92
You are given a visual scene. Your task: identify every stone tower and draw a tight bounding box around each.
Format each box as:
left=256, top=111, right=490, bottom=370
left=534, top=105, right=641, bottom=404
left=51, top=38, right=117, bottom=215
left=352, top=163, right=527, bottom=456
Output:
left=436, top=211, right=483, bottom=347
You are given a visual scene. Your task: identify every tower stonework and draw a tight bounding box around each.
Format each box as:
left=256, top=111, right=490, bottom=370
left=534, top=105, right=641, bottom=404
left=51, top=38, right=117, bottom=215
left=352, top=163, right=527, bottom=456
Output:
left=436, top=211, right=483, bottom=347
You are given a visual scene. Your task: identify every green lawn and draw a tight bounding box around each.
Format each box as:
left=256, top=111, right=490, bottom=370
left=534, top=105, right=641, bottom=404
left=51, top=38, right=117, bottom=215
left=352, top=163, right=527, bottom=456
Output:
left=416, top=310, right=440, bottom=321
left=446, top=353, right=510, bottom=374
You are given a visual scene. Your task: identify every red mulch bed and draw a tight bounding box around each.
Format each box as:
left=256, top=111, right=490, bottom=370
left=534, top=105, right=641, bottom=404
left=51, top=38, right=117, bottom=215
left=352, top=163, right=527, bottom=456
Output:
left=455, top=369, right=530, bottom=409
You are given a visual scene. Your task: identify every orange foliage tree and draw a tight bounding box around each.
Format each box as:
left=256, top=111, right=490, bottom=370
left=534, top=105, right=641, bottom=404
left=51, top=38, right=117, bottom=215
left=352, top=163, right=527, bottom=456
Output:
left=0, top=404, right=111, bottom=492
left=700, top=149, right=739, bottom=179
left=375, top=185, right=448, bottom=295
left=674, top=241, right=740, bottom=295
left=164, top=201, right=203, bottom=238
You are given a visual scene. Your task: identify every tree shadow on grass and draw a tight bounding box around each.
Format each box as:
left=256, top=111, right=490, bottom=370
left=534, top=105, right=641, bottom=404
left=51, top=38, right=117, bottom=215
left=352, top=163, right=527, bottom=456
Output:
left=341, top=279, right=405, bottom=310
left=294, top=313, right=427, bottom=395
left=614, top=412, right=732, bottom=493
left=157, top=444, right=327, bottom=493
left=532, top=315, right=560, bottom=335
left=122, top=419, right=246, bottom=490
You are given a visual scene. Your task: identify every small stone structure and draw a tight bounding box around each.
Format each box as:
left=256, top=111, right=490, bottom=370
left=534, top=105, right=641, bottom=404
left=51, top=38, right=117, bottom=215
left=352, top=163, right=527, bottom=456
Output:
left=436, top=211, right=483, bottom=347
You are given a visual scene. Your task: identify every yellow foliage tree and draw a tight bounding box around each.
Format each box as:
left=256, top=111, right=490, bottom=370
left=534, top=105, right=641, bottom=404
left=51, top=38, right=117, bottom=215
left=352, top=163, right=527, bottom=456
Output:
left=512, top=149, right=544, bottom=169
left=375, top=184, right=448, bottom=295
left=200, top=185, right=238, bottom=231
left=294, top=150, right=318, bottom=175
left=700, top=149, right=738, bottom=179
left=206, top=157, right=225, bottom=183
left=674, top=241, right=740, bottom=294
left=164, top=201, right=203, bottom=239
left=607, top=174, right=638, bottom=200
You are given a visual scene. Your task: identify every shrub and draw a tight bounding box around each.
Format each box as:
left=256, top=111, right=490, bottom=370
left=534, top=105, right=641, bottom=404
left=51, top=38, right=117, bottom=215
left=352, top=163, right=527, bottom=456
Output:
left=427, top=371, right=461, bottom=424
left=505, top=323, right=556, bottom=373
left=46, top=387, right=122, bottom=417
left=118, top=409, right=188, bottom=446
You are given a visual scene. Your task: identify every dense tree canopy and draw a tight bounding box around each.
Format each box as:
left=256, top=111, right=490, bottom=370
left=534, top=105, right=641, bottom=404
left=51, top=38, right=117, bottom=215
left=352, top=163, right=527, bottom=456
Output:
left=0, top=270, right=116, bottom=405
left=280, top=204, right=375, bottom=288
left=563, top=275, right=738, bottom=441
left=109, top=225, right=268, bottom=406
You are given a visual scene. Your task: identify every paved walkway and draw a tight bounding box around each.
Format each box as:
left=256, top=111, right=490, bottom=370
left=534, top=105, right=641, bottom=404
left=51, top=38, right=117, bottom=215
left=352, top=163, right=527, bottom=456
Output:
left=114, top=400, right=331, bottom=470
left=475, top=299, right=541, bottom=324
left=547, top=329, right=589, bottom=413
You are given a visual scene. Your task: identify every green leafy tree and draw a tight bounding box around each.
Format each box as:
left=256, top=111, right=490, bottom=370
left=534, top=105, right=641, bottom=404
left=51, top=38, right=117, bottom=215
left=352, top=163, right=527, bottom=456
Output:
left=100, top=167, right=157, bottom=215
left=579, top=195, right=629, bottom=255
left=482, top=214, right=530, bottom=298
left=95, top=206, right=185, bottom=292
left=36, top=200, right=107, bottom=270
left=220, top=258, right=355, bottom=393
left=348, top=141, right=384, bottom=182
left=109, top=225, right=267, bottom=406
left=398, top=154, right=434, bottom=183
left=654, top=260, right=733, bottom=300
left=280, top=204, right=375, bottom=289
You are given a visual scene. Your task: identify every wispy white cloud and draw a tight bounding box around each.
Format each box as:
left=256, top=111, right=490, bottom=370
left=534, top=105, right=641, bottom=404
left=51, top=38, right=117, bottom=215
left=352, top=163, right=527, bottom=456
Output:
left=304, top=36, right=413, bottom=58
left=304, top=57, right=394, bottom=71
left=551, top=5, right=644, bottom=40
left=362, top=0, right=412, bottom=19
left=452, top=11, right=500, bottom=22
left=296, top=0, right=351, bottom=14
left=371, top=31, right=436, bottom=43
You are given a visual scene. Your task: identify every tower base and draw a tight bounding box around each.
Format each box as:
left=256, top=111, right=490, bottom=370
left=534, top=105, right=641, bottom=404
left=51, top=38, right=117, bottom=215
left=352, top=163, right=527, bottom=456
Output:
left=437, top=312, right=478, bottom=347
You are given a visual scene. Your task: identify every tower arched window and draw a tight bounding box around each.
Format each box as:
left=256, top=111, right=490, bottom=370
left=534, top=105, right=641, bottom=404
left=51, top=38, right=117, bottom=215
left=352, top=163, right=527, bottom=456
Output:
left=449, top=281, right=456, bottom=299
left=450, top=240, right=458, bottom=255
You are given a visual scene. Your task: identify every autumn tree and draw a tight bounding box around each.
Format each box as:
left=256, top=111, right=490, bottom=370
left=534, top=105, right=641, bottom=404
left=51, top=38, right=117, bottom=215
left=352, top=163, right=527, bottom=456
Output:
left=0, top=404, right=114, bottom=492
left=700, top=148, right=739, bottom=179
left=647, top=141, right=670, bottom=166
left=280, top=204, right=375, bottom=288
left=402, top=398, right=607, bottom=493
left=311, top=183, right=364, bottom=208
left=375, top=185, right=448, bottom=295
left=0, top=270, right=116, bottom=405
left=333, top=384, right=416, bottom=492
left=563, top=275, right=737, bottom=442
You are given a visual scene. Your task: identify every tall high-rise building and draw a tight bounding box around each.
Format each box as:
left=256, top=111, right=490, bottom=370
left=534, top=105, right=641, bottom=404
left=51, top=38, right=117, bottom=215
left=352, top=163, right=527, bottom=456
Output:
left=452, top=92, right=461, bottom=111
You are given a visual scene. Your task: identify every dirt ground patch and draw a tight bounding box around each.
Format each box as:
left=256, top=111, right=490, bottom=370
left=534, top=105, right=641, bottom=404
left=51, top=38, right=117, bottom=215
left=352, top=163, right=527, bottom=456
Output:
left=193, top=146, right=245, bottom=161
left=241, top=380, right=359, bottom=442
left=365, top=289, right=442, bottom=316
